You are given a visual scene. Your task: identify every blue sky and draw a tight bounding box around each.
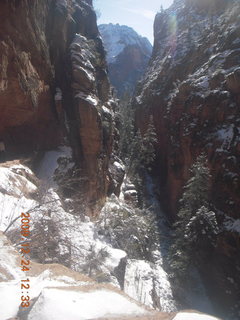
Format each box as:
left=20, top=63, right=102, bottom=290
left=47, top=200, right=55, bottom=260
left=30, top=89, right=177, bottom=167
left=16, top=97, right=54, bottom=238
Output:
left=93, top=0, right=174, bottom=44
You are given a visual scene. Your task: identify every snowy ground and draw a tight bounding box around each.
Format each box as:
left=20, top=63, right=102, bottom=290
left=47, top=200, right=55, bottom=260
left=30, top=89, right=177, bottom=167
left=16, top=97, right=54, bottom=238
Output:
left=0, top=151, right=127, bottom=285
left=27, top=288, right=147, bottom=320
left=0, top=230, right=221, bottom=320
left=0, top=231, right=148, bottom=320
left=173, top=313, right=220, bottom=320
left=0, top=150, right=222, bottom=320
left=36, top=146, right=73, bottom=184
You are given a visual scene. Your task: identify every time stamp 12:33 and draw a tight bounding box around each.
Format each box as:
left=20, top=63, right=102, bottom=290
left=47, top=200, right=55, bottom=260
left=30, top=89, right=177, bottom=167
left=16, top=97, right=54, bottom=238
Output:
left=20, top=212, right=31, bottom=308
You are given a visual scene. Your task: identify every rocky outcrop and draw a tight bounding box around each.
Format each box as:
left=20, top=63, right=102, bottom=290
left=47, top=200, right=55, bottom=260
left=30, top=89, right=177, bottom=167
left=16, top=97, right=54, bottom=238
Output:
left=0, top=0, right=116, bottom=209
left=99, top=24, right=152, bottom=97
left=134, top=0, right=240, bottom=318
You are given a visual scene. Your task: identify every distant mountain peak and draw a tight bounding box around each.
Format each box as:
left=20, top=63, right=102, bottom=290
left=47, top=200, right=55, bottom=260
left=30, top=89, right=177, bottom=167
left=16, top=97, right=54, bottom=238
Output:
left=99, top=23, right=152, bottom=64
left=99, top=23, right=152, bottom=96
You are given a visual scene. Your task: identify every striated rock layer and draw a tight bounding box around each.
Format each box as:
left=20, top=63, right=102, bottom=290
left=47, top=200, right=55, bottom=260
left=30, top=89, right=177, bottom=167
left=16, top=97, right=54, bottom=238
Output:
left=0, top=0, right=116, bottom=209
left=134, top=0, right=240, bottom=318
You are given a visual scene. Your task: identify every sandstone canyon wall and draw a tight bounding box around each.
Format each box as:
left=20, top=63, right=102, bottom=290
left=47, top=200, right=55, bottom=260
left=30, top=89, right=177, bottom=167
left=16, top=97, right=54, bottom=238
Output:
left=0, top=0, right=116, bottom=209
left=134, top=0, right=240, bottom=317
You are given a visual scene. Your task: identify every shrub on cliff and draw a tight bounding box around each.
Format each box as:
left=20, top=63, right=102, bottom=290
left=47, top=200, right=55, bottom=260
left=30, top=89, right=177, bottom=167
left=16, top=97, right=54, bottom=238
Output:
left=99, top=199, right=160, bottom=260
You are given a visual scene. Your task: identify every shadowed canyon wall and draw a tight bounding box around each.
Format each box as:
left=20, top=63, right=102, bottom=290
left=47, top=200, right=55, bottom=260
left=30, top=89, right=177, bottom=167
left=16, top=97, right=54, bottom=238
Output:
left=134, top=0, right=240, bottom=317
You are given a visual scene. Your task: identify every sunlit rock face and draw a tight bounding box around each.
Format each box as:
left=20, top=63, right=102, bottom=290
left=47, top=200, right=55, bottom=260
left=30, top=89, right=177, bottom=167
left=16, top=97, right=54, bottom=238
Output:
left=99, top=24, right=152, bottom=97
left=0, top=0, right=116, bottom=209
left=134, top=0, right=240, bottom=318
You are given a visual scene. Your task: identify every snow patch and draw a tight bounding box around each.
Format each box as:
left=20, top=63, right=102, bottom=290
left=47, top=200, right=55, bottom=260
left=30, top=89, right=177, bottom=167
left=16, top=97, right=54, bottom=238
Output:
left=124, top=259, right=176, bottom=312
left=28, top=288, right=147, bottom=320
left=224, top=216, right=240, bottom=234
left=36, top=146, right=72, bottom=184
left=216, top=125, right=235, bottom=150
left=75, top=92, right=98, bottom=106
left=54, top=87, right=62, bottom=101
left=173, top=312, right=220, bottom=320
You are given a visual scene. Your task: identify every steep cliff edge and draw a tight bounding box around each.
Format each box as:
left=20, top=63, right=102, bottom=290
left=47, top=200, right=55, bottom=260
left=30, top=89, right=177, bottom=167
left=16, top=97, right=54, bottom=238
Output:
left=134, top=0, right=240, bottom=317
left=99, top=24, right=152, bottom=97
left=0, top=0, right=116, bottom=209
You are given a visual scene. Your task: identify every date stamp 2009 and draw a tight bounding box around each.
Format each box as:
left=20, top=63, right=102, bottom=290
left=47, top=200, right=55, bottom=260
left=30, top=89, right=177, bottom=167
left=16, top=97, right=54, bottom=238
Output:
left=20, top=212, right=31, bottom=308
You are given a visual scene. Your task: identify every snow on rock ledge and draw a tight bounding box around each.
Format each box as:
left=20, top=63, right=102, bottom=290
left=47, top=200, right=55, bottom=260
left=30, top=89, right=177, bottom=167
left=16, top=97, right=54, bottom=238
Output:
left=0, top=231, right=149, bottom=320
left=124, top=259, right=176, bottom=312
left=27, top=288, right=147, bottom=320
left=173, top=312, right=221, bottom=320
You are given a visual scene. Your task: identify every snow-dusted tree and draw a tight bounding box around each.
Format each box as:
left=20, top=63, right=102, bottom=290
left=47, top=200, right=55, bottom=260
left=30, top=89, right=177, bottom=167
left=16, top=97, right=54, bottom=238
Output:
left=99, top=203, right=160, bottom=260
left=124, top=116, right=157, bottom=202
left=118, top=94, right=135, bottom=161
left=128, top=129, right=144, bottom=175
left=170, top=154, right=218, bottom=277
left=128, top=116, right=157, bottom=175
left=141, top=115, right=158, bottom=170
left=185, top=206, right=219, bottom=249
left=177, top=154, right=210, bottom=225
left=80, top=246, right=110, bottom=281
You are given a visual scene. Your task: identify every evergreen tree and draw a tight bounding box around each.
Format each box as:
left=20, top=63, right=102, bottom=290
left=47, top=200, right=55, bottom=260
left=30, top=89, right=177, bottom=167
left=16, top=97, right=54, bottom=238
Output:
left=118, top=94, right=134, bottom=160
left=141, top=115, right=158, bottom=170
left=81, top=246, right=109, bottom=279
left=118, top=105, right=157, bottom=201
left=128, top=129, right=144, bottom=175
left=185, top=206, right=219, bottom=249
left=177, top=154, right=210, bottom=225
left=128, top=116, right=157, bottom=175
left=170, top=154, right=219, bottom=277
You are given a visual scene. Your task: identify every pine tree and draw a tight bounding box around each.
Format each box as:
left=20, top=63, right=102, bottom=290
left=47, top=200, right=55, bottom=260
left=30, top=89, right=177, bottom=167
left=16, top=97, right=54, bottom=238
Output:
left=128, top=129, right=144, bottom=176
left=141, top=115, right=158, bottom=170
left=177, top=154, right=210, bottom=226
left=170, top=154, right=218, bottom=277
left=127, top=116, right=157, bottom=182
left=118, top=94, right=134, bottom=160
left=185, top=206, right=219, bottom=249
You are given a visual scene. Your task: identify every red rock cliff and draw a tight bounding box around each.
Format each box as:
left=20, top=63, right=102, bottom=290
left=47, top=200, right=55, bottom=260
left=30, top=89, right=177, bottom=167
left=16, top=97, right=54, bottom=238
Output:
left=134, top=0, right=240, bottom=317
left=135, top=0, right=240, bottom=220
left=0, top=0, right=116, bottom=210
